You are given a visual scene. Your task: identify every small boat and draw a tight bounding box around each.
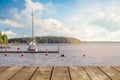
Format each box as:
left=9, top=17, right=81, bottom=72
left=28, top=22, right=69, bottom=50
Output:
left=27, top=45, right=38, bottom=51
left=27, top=41, right=38, bottom=52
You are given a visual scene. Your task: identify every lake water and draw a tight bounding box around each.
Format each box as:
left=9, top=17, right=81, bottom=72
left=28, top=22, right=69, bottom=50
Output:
left=0, top=43, right=120, bottom=66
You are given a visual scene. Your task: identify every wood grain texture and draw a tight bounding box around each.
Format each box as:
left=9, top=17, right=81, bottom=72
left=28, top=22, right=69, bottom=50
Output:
left=51, top=66, right=70, bottom=80
left=112, top=66, right=120, bottom=72
left=69, top=66, right=90, bottom=80
left=0, top=66, right=119, bottom=80
left=10, top=66, right=37, bottom=80
left=31, top=66, right=52, bottom=80
left=0, top=66, right=22, bottom=80
left=84, top=66, right=111, bottom=80
left=99, top=66, right=120, bottom=80
left=0, top=66, right=8, bottom=73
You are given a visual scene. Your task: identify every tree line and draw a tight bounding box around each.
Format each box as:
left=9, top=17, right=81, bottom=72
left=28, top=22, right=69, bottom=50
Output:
left=8, top=36, right=81, bottom=44
left=0, top=31, right=8, bottom=45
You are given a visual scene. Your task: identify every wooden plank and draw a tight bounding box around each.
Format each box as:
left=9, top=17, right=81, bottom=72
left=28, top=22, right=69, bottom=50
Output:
left=84, top=66, right=111, bottom=80
left=112, top=66, right=120, bottom=72
left=31, top=66, right=52, bottom=80
left=51, top=66, right=70, bottom=80
left=0, top=66, right=22, bottom=80
left=99, top=66, right=120, bottom=80
left=10, top=66, right=37, bottom=80
left=0, top=66, right=9, bottom=73
left=69, top=66, right=90, bottom=80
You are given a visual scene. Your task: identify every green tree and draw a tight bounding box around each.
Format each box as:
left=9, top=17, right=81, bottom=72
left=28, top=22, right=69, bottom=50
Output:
left=0, top=31, right=2, bottom=44
left=2, top=34, right=8, bottom=44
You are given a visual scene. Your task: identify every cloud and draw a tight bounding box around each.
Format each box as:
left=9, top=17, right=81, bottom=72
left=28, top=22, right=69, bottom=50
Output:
left=34, top=18, right=75, bottom=37
left=9, top=8, right=21, bottom=21
left=91, top=9, right=120, bottom=31
left=43, top=18, right=63, bottom=29
left=2, top=30, right=29, bottom=39
left=2, top=0, right=120, bottom=41
left=69, top=1, right=120, bottom=41
left=0, top=19, right=25, bottom=28
left=22, top=0, right=43, bottom=15
left=1, top=0, right=75, bottom=39
left=2, top=30, right=17, bottom=38
left=44, top=2, right=57, bottom=15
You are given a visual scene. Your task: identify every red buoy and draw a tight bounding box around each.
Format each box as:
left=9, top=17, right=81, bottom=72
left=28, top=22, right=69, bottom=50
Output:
left=45, top=53, right=48, bottom=56
left=60, top=54, right=65, bottom=57
left=4, top=53, right=8, bottom=56
left=17, top=48, right=20, bottom=51
left=21, top=52, right=24, bottom=57
left=83, top=54, right=86, bottom=57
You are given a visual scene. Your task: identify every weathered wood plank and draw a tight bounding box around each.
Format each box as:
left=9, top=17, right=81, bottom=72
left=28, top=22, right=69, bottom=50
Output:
left=0, top=66, right=119, bottom=80
left=84, top=66, right=111, bottom=80
left=51, top=66, right=70, bottom=80
left=0, top=66, right=22, bottom=80
left=112, top=66, right=120, bottom=72
left=69, top=66, right=90, bottom=80
left=10, top=66, right=37, bottom=80
left=0, top=66, right=9, bottom=73
left=30, top=66, right=52, bottom=80
left=99, top=66, right=120, bottom=80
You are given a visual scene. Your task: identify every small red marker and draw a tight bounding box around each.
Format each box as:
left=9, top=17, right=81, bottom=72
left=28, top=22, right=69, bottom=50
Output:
left=21, top=52, right=24, bottom=57
left=60, top=54, right=65, bottom=57
left=83, top=54, right=86, bottom=57
left=45, top=53, right=48, bottom=56
left=4, top=53, right=8, bottom=56
left=17, top=48, right=20, bottom=51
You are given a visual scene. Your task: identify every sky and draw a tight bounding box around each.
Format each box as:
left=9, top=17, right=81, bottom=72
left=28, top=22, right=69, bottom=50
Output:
left=0, top=0, right=120, bottom=41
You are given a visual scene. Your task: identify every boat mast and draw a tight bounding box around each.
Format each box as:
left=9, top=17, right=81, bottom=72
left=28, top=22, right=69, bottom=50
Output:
left=32, top=10, right=34, bottom=43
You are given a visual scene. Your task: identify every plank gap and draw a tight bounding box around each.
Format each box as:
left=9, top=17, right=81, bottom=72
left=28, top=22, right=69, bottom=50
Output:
left=9, top=67, right=24, bottom=80
left=111, top=66, right=120, bottom=73
left=82, top=67, right=92, bottom=80
left=67, top=66, right=72, bottom=80
left=29, top=66, right=39, bottom=80
left=0, top=66, right=9, bottom=73
left=50, top=67, right=54, bottom=80
left=97, top=67, right=112, bottom=80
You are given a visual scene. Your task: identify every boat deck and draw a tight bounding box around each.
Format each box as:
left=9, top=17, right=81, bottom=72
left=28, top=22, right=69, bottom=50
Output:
left=0, top=66, right=119, bottom=80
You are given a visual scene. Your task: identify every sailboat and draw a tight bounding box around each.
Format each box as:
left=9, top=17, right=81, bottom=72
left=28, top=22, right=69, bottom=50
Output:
left=27, top=10, right=38, bottom=51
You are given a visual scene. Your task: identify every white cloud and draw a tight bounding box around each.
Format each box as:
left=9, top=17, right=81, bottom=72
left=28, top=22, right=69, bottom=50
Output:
left=2, top=30, right=17, bottom=39
left=2, top=30, right=29, bottom=39
left=43, top=18, right=62, bottom=29
left=3, top=0, right=120, bottom=41
left=72, top=16, right=80, bottom=23
left=44, top=2, right=57, bottom=15
left=10, top=8, right=21, bottom=21
left=91, top=10, right=120, bottom=31
left=22, top=0, right=43, bottom=15
left=1, top=0, right=76, bottom=39
left=69, top=2, right=120, bottom=41
left=0, top=19, right=25, bottom=28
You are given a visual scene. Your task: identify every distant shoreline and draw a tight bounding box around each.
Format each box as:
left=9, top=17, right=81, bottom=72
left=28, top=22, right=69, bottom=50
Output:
left=8, top=36, right=81, bottom=44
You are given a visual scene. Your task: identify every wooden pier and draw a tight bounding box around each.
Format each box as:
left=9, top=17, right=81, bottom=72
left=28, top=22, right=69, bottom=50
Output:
left=0, top=66, right=119, bottom=80
left=0, top=50, right=59, bottom=53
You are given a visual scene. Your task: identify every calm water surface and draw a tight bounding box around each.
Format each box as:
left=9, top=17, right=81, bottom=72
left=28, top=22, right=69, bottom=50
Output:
left=0, top=43, right=120, bottom=66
